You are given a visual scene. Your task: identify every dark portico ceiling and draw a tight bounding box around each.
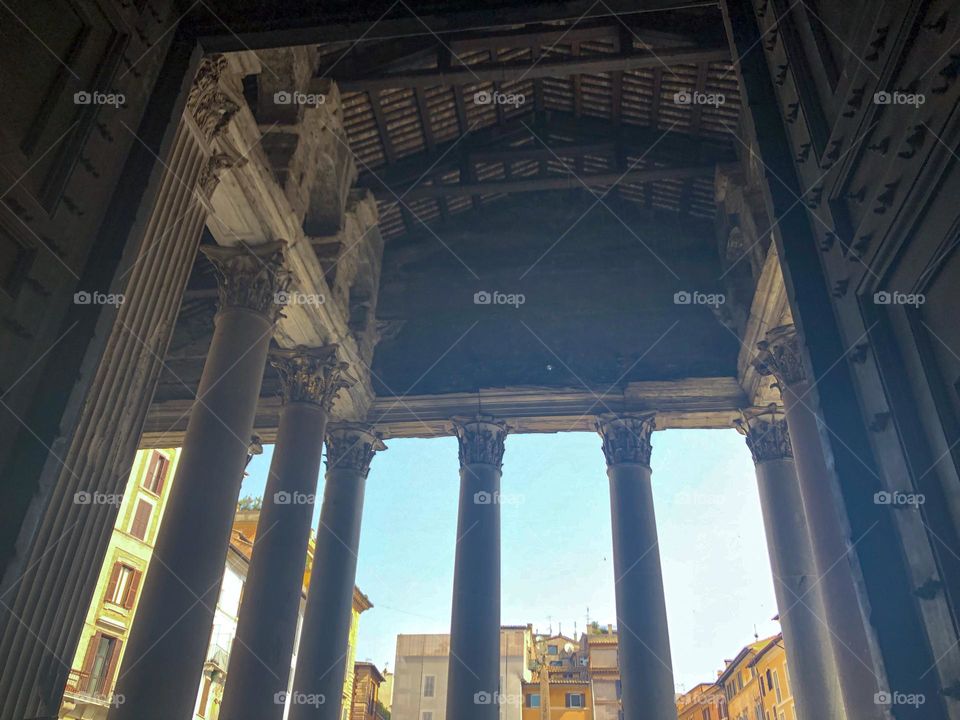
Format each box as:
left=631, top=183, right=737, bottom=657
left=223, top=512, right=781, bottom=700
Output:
left=371, top=192, right=741, bottom=397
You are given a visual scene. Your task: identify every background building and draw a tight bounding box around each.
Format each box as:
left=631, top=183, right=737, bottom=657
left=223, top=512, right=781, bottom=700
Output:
left=351, top=662, right=387, bottom=720
left=392, top=627, right=534, bottom=720
left=581, top=627, right=620, bottom=720
left=676, top=683, right=726, bottom=720
left=379, top=670, right=394, bottom=715
left=717, top=634, right=793, bottom=720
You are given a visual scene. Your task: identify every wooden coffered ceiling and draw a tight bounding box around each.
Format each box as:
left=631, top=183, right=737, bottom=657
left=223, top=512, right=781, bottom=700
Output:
left=313, top=6, right=743, bottom=240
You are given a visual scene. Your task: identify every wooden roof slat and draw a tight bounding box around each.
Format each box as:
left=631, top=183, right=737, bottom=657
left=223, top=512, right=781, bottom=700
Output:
left=319, top=46, right=731, bottom=92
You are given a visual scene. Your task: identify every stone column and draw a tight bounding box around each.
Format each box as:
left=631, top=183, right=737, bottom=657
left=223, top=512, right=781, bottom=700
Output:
left=288, top=424, right=384, bottom=720
left=0, top=55, right=247, bottom=720
left=736, top=404, right=845, bottom=720
left=219, top=346, right=351, bottom=720
left=111, top=243, right=289, bottom=720
left=445, top=417, right=509, bottom=720
left=596, top=413, right=676, bottom=720
left=754, top=325, right=881, bottom=719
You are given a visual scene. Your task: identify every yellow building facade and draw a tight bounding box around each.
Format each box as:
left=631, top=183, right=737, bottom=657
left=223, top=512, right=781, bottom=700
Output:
left=718, top=634, right=794, bottom=720
left=60, top=448, right=181, bottom=718
left=60, top=449, right=371, bottom=720
left=521, top=679, right=592, bottom=720
left=751, top=636, right=795, bottom=720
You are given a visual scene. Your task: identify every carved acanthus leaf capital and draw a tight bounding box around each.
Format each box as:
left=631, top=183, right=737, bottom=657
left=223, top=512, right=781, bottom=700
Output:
left=271, top=345, right=353, bottom=409
left=735, top=405, right=793, bottom=464
left=201, top=241, right=291, bottom=322
left=187, top=55, right=240, bottom=142
left=453, top=417, right=509, bottom=469
left=325, top=424, right=386, bottom=478
left=198, top=151, right=247, bottom=200
left=596, top=413, right=656, bottom=468
left=753, top=324, right=807, bottom=388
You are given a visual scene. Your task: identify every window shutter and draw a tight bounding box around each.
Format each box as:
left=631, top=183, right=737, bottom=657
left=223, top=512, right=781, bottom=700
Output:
left=104, top=563, right=121, bottom=604
left=154, top=455, right=169, bottom=494
left=130, top=500, right=152, bottom=540
left=124, top=569, right=141, bottom=609
left=144, top=452, right=159, bottom=490
left=78, top=633, right=101, bottom=692
left=103, top=638, right=123, bottom=698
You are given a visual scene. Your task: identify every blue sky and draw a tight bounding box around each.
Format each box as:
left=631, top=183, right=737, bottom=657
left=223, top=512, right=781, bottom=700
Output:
left=239, top=427, right=780, bottom=693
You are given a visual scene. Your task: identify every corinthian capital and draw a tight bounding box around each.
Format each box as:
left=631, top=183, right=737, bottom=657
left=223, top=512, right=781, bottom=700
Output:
left=325, top=424, right=386, bottom=477
left=201, top=241, right=291, bottom=322
left=270, top=345, right=352, bottom=409
left=453, top=417, right=509, bottom=469
left=735, top=404, right=793, bottom=464
left=596, top=413, right=656, bottom=468
left=753, top=324, right=807, bottom=388
left=187, top=54, right=240, bottom=142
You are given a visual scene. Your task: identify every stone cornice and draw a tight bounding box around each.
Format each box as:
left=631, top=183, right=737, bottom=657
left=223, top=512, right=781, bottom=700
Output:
left=200, top=241, right=291, bottom=322
left=453, top=416, right=509, bottom=469
left=325, top=423, right=386, bottom=477
left=596, top=413, right=656, bottom=468
left=734, top=404, right=793, bottom=464
left=270, top=345, right=352, bottom=409
left=142, top=378, right=751, bottom=446
left=753, top=324, right=807, bottom=388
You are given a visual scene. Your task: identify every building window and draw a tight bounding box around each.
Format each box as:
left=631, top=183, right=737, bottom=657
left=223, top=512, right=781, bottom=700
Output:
left=80, top=633, right=121, bottom=697
left=615, top=679, right=621, bottom=699
left=548, top=645, right=559, bottom=655
left=773, top=670, right=782, bottom=703
left=142, top=451, right=170, bottom=495
left=527, top=693, right=541, bottom=708
left=766, top=669, right=773, bottom=691
left=565, top=692, right=585, bottom=708
left=129, top=499, right=152, bottom=541
left=422, top=713, right=433, bottom=720
left=104, top=562, right=140, bottom=609
left=423, top=675, right=435, bottom=697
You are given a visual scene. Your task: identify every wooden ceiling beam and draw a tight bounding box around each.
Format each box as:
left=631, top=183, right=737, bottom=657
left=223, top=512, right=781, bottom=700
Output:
left=319, top=46, right=730, bottom=92
left=369, top=90, right=397, bottom=164
left=680, top=62, right=710, bottom=215
left=373, top=164, right=724, bottom=200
